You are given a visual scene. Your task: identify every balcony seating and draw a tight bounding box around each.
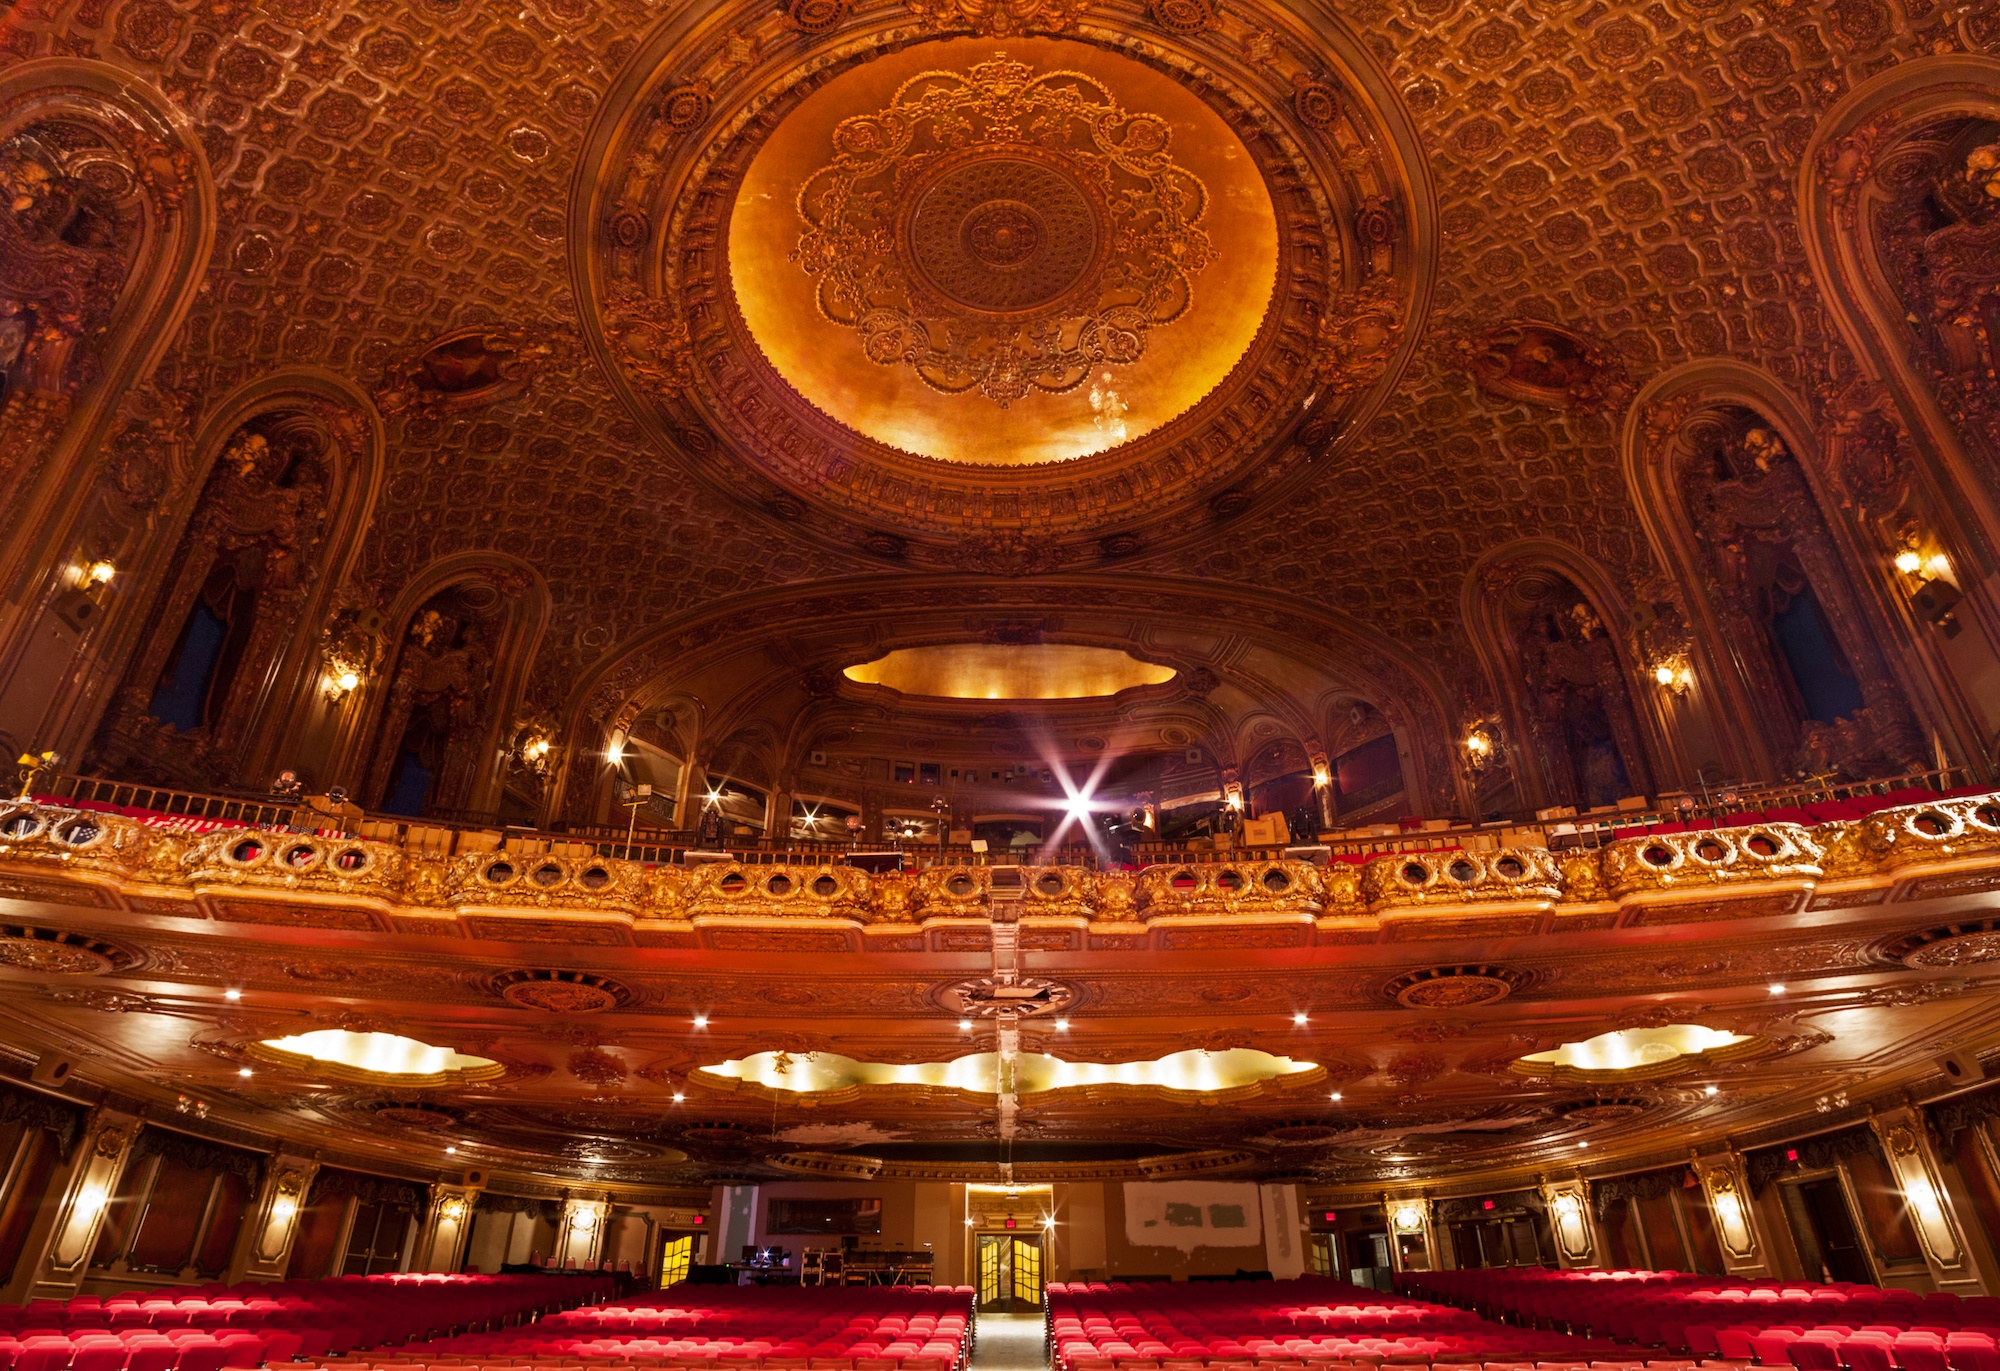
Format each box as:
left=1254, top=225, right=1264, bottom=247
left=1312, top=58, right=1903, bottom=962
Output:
left=0, top=1275, right=609, bottom=1371
left=1402, top=1272, right=2000, bottom=1371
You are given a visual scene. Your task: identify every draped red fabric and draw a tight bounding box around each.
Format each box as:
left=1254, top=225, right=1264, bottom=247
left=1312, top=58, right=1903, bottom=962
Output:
left=88, top=1154, right=149, bottom=1269
left=287, top=1191, right=349, bottom=1280
left=0, top=1121, right=56, bottom=1285
left=197, top=1168, right=251, bottom=1275
left=1844, top=1146, right=1925, bottom=1263
left=1635, top=1190, right=1690, bottom=1271
left=128, top=1156, right=217, bottom=1271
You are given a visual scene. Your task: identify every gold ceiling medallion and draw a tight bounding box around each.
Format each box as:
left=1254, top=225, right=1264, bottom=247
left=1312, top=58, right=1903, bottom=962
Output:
left=903, top=0, right=1092, bottom=37
left=795, top=54, right=1213, bottom=407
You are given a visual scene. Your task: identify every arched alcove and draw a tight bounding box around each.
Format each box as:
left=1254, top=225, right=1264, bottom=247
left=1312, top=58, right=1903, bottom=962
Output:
left=1799, top=56, right=2000, bottom=770
left=1624, top=362, right=1930, bottom=781
left=1463, top=544, right=1665, bottom=814
left=335, top=555, right=549, bottom=820
left=82, top=370, right=384, bottom=792
left=0, top=59, right=214, bottom=762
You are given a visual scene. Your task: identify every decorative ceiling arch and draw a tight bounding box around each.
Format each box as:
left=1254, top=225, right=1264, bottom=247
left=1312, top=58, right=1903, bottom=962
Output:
left=549, top=573, right=1467, bottom=821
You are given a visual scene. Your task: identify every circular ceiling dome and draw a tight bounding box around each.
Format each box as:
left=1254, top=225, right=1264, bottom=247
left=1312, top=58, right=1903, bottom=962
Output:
left=729, top=39, right=1277, bottom=466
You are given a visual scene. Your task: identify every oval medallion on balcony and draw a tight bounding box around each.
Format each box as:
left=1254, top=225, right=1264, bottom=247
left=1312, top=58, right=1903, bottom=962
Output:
left=1879, top=919, right=2000, bottom=968
left=0, top=924, right=137, bottom=975
left=490, top=968, right=632, bottom=1013
left=1382, top=964, right=1532, bottom=1009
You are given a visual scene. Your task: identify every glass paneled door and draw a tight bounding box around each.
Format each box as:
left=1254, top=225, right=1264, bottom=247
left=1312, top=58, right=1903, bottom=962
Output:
left=976, top=1233, right=1043, bottom=1311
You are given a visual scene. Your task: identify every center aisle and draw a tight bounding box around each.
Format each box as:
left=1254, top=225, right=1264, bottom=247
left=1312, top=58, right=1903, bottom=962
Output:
left=972, top=1314, right=1052, bottom=1371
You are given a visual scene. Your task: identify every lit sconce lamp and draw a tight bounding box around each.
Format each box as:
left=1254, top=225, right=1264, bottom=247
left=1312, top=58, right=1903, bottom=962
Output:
left=75, top=1184, right=110, bottom=1218
left=1894, top=548, right=1923, bottom=575
left=14, top=749, right=59, bottom=801
left=518, top=732, right=554, bottom=775
left=1390, top=1203, right=1425, bottom=1234
left=1312, top=764, right=1331, bottom=789
left=1462, top=723, right=1496, bottom=774
left=271, top=1196, right=298, bottom=1222
left=439, top=1197, right=468, bottom=1224
left=1549, top=1191, right=1580, bottom=1220
left=87, top=560, right=116, bottom=586
left=605, top=732, right=626, bottom=767
left=1651, top=658, right=1694, bottom=697
left=323, top=657, right=364, bottom=702
left=570, top=1209, right=599, bottom=1232
left=1223, top=784, right=1244, bottom=811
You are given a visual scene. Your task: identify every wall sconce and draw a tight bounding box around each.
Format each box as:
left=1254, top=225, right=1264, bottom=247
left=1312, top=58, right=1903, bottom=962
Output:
left=439, top=1197, right=468, bottom=1223
left=75, top=1184, right=109, bottom=1218
left=570, top=1209, right=598, bottom=1232
left=518, top=733, right=554, bottom=774
left=1391, top=1203, right=1425, bottom=1233
left=1312, top=764, right=1331, bottom=789
left=1894, top=548, right=1923, bottom=574
left=1651, top=658, right=1694, bottom=696
left=1462, top=723, right=1496, bottom=774
left=323, top=657, right=364, bottom=701
left=1223, top=782, right=1244, bottom=811
left=14, top=749, right=58, bottom=801
left=272, top=1196, right=298, bottom=1222
left=1549, top=1191, right=1580, bottom=1220
left=86, top=560, right=116, bottom=585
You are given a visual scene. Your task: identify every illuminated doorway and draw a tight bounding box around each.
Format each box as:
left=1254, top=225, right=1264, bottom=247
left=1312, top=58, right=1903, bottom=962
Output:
left=659, top=1234, right=695, bottom=1286
left=976, top=1233, right=1043, bottom=1312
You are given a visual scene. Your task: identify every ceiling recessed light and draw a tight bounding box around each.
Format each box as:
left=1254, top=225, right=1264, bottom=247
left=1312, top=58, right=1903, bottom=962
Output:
left=224, top=989, right=242, bottom=1001
left=693, top=1015, right=709, bottom=1027
left=1054, top=1018, right=1070, bottom=1031
left=1578, top=1141, right=1589, bottom=1148
left=1330, top=1091, right=1343, bottom=1101
left=958, top=1020, right=973, bottom=1031
left=237, top=1067, right=252, bottom=1077
left=1768, top=983, right=1786, bottom=995
left=673, top=1093, right=686, bottom=1103
left=1292, top=1013, right=1308, bottom=1025
left=1704, top=1084, right=1719, bottom=1096
left=446, top=1146, right=457, bottom=1154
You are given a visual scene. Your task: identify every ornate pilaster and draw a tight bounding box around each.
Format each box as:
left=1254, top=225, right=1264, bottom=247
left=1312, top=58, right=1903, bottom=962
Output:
left=1870, top=1106, right=1990, bottom=1293
left=412, top=1182, right=482, bottom=1274
left=1692, top=1147, right=1767, bottom=1275
left=230, top=1155, right=319, bottom=1282
left=554, top=1194, right=610, bottom=1269
left=18, top=1110, right=138, bottom=1301
left=1383, top=1192, right=1435, bottom=1273
left=1539, top=1176, right=1598, bottom=1269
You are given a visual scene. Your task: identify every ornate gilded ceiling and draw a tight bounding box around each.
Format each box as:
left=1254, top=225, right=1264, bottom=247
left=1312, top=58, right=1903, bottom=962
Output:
left=4, top=0, right=1983, bottom=751
left=729, top=41, right=1278, bottom=466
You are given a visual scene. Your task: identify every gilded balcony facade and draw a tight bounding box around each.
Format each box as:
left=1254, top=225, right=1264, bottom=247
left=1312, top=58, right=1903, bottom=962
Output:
left=2, top=794, right=1996, bottom=954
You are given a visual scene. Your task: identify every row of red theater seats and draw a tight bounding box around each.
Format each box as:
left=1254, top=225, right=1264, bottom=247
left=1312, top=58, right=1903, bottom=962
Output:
left=1047, top=1278, right=1632, bottom=1371
left=404, top=1289, right=971, bottom=1371
left=0, top=1276, right=614, bottom=1371
left=1402, top=1272, right=2000, bottom=1371
left=287, top=1361, right=958, bottom=1371
left=1604, top=787, right=1990, bottom=840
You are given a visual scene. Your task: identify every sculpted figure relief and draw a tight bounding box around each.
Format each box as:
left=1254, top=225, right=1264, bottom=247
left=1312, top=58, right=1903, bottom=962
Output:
left=1677, top=410, right=1922, bottom=778
left=363, top=593, right=500, bottom=816
left=91, top=418, right=332, bottom=789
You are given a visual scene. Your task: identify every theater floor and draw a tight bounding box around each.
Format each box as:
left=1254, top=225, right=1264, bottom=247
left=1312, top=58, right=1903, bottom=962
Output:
left=972, top=1314, right=1049, bottom=1371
